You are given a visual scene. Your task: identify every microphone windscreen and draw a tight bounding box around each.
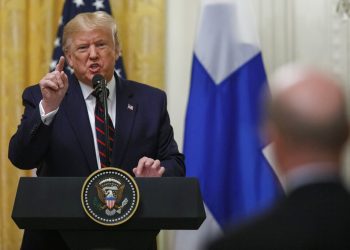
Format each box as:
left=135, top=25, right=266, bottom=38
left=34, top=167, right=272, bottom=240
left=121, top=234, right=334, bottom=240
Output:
left=92, top=74, right=105, bottom=88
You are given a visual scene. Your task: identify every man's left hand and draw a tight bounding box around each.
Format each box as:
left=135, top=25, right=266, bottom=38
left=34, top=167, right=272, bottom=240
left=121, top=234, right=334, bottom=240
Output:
left=133, top=156, right=165, bottom=177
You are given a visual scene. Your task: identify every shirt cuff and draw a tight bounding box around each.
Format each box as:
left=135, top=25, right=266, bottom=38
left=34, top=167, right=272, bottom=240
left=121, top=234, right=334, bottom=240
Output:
left=39, top=100, right=59, bottom=125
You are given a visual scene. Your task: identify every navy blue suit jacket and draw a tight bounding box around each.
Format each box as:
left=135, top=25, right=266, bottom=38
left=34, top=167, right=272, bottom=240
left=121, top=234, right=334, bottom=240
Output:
left=9, top=75, right=185, bottom=177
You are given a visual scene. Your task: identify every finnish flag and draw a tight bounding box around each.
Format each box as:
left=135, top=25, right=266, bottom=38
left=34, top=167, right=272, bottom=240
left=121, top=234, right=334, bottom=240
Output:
left=175, top=0, right=282, bottom=249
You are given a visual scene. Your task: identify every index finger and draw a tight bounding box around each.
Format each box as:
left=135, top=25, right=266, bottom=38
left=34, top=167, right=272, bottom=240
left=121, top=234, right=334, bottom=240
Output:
left=55, top=56, right=65, bottom=72
left=135, top=157, right=147, bottom=175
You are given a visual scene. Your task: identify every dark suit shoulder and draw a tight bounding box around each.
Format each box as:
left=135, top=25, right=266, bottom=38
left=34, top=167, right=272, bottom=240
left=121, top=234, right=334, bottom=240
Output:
left=23, top=83, right=41, bottom=93
left=120, top=79, right=166, bottom=98
left=208, top=182, right=350, bottom=250
left=21, top=84, right=42, bottom=105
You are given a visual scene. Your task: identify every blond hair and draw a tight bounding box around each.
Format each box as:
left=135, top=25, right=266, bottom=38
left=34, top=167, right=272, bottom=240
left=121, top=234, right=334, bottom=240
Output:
left=62, top=11, right=119, bottom=53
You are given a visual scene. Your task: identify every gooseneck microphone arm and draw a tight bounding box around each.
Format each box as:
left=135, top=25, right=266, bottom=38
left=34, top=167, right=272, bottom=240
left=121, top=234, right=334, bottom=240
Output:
left=92, top=74, right=110, bottom=167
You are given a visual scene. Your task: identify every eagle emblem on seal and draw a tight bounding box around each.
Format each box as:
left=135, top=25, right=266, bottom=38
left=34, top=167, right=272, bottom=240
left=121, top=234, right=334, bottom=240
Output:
left=95, top=178, right=129, bottom=216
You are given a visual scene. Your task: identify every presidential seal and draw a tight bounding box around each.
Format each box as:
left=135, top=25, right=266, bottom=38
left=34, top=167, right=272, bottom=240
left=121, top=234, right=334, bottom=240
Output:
left=81, top=168, right=139, bottom=226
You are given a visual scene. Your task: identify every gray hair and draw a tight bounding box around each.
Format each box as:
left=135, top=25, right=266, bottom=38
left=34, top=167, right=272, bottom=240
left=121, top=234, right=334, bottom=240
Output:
left=62, top=11, right=119, bottom=53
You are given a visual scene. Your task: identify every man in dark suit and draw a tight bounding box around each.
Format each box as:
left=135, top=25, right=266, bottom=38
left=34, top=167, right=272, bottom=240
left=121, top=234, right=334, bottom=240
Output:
left=208, top=65, right=350, bottom=250
left=9, top=11, right=185, bottom=249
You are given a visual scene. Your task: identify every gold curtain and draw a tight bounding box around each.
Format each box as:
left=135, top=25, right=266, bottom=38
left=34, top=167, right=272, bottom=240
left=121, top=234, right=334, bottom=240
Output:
left=0, top=0, right=164, bottom=249
left=112, top=0, right=165, bottom=86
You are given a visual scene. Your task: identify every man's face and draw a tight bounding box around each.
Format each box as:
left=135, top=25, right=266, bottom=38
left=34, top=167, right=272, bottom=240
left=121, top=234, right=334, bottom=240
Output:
left=65, top=28, right=118, bottom=86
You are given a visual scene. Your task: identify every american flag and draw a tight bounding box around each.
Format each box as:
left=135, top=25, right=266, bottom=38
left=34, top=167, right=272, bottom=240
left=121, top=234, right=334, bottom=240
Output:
left=50, top=0, right=127, bottom=78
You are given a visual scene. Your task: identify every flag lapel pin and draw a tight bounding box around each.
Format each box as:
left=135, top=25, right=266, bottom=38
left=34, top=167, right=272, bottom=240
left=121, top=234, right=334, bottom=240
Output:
left=127, top=104, right=134, bottom=111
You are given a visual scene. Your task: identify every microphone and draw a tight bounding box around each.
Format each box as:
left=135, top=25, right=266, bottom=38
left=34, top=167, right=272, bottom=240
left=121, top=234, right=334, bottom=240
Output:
left=92, top=74, right=111, bottom=167
left=92, top=74, right=108, bottom=102
left=92, top=74, right=104, bottom=87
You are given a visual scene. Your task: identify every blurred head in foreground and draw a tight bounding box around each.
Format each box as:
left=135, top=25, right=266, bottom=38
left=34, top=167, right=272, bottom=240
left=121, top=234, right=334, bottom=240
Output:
left=266, top=64, right=349, bottom=182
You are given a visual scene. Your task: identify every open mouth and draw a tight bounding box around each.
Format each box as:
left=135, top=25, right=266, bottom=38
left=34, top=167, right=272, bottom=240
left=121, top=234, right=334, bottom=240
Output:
left=89, top=63, right=101, bottom=73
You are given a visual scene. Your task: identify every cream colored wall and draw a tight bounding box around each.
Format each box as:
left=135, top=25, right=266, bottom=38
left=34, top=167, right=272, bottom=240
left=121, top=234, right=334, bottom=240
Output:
left=165, top=0, right=350, bottom=185
left=165, top=0, right=200, bottom=151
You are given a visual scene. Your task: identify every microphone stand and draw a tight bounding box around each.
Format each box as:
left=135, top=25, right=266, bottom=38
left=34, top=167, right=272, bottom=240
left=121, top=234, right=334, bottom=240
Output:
left=99, top=78, right=110, bottom=167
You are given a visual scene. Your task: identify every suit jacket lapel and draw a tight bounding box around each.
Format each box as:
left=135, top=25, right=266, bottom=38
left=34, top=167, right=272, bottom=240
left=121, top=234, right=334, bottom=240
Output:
left=62, top=76, right=98, bottom=172
left=112, top=76, right=137, bottom=167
